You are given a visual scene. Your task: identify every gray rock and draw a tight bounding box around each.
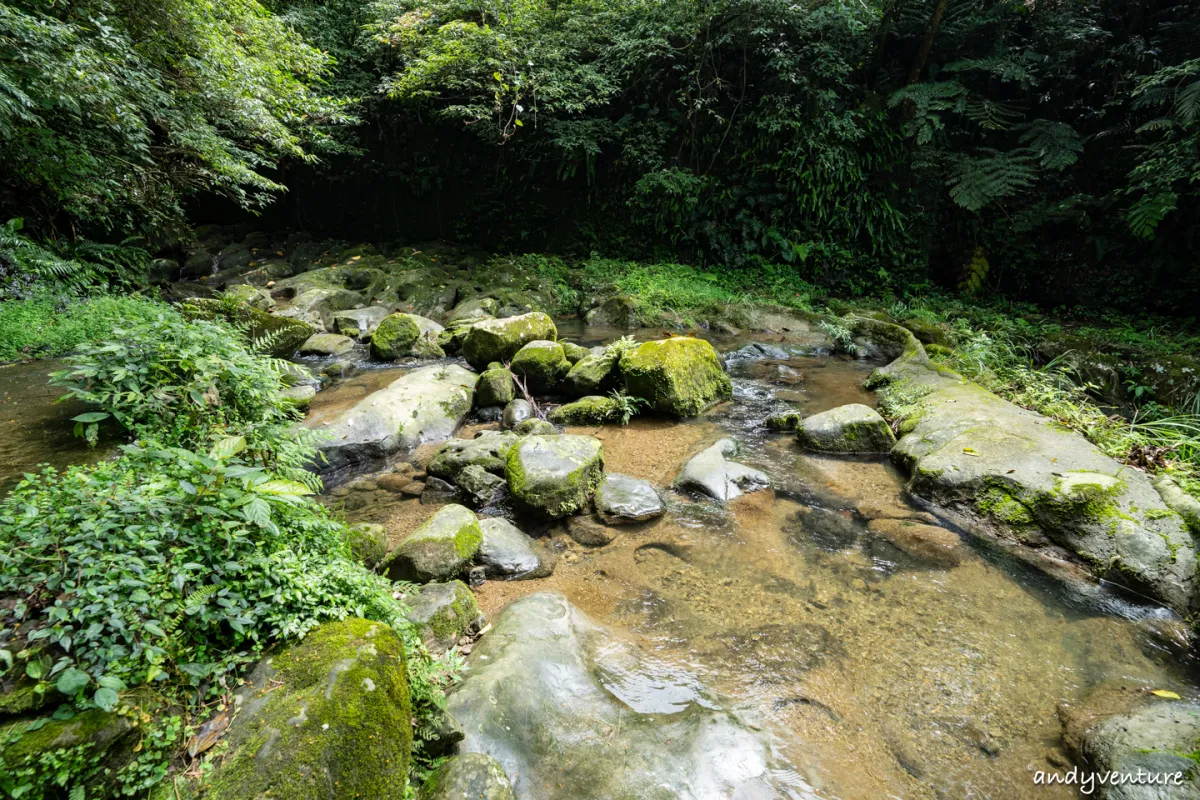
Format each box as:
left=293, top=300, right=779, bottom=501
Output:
left=428, top=432, right=520, bottom=480
left=406, top=580, right=485, bottom=652
left=381, top=504, right=482, bottom=583
left=331, top=306, right=393, bottom=339
left=513, top=418, right=558, bottom=436
left=798, top=403, right=896, bottom=454
left=421, top=476, right=459, bottom=505
left=446, top=297, right=499, bottom=326
left=855, top=317, right=1197, bottom=615
left=278, top=287, right=363, bottom=329
left=311, top=364, right=476, bottom=474
left=1155, top=476, right=1200, bottom=535
left=565, top=514, right=618, bottom=546
left=457, top=464, right=507, bottom=507
left=866, top=518, right=964, bottom=567
left=1082, top=701, right=1200, bottom=799
left=594, top=473, right=665, bottom=524
left=506, top=434, right=605, bottom=519
left=477, top=517, right=553, bottom=580
left=675, top=438, right=770, bottom=503
left=298, top=333, right=356, bottom=356
left=447, top=593, right=801, bottom=800
left=419, top=753, right=515, bottom=800
left=501, top=399, right=533, bottom=429
left=223, top=283, right=274, bottom=311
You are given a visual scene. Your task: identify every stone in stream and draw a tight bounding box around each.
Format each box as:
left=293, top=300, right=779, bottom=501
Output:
left=281, top=384, right=317, bottom=408
left=512, top=418, right=558, bottom=436
left=506, top=434, right=605, bottom=519
left=278, top=287, right=364, bottom=328
left=765, top=411, right=803, bottom=431
left=510, top=340, right=570, bottom=394
left=428, top=432, right=519, bottom=480
left=501, top=398, right=533, bottom=429
left=297, top=332, right=355, bottom=356
left=406, top=580, right=486, bottom=652
left=1082, top=701, right=1200, bottom=799
left=547, top=395, right=620, bottom=425
left=867, top=518, right=965, bottom=567
left=562, top=352, right=618, bottom=397
left=477, top=517, right=554, bottom=580
left=344, top=522, right=388, bottom=568
left=619, top=336, right=732, bottom=417
left=475, top=367, right=515, bottom=408
left=797, top=403, right=896, bottom=454
left=331, top=305, right=392, bottom=339
left=461, top=312, right=557, bottom=369
left=560, top=341, right=590, bottom=365
left=675, top=438, right=770, bottom=503
left=853, top=316, right=1197, bottom=615
left=594, top=473, right=665, bottom=524
left=371, top=312, right=445, bottom=360
left=381, top=504, right=482, bottom=583
left=565, top=514, right=619, bottom=546
left=421, top=476, right=459, bottom=505
left=419, top=753, right=516, bottom=800
left=446, top=592, right=803, bottom=800
left=166, top=618, right=412, bottom=799
left=456, top=464, right=506, bottom=507
left=311, top=364, right=475, bottom=475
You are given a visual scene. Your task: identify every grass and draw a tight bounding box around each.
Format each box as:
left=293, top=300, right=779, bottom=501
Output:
left=0, top=291, right=171, bottom=362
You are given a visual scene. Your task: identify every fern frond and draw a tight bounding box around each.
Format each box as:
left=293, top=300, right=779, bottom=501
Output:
left=1127, top=192, right=1178, bottom=239
left=946, top=149, right=1037, bottom=211
left=1018, top=120, right=1083, bottom=169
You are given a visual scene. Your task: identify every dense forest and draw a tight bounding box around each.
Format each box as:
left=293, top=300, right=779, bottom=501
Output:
left=3, top=1, right=1200, bottom=798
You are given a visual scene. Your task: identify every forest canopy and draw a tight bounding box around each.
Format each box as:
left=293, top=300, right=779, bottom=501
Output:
left=2, top=0, right=1199, bottom=308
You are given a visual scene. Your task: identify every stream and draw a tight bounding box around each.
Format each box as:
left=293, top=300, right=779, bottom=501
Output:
left=3, top=325, right=1196, bottom=799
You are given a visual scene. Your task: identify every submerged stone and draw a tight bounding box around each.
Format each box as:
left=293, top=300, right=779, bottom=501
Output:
left=675, top=438, right=770, bottom=503
left=798, top=403, right=895, bottom=454
left=867, top=518, right=964, bottom=567
left=419, top=752, right=516, bottom=800
left=619, top=337, right=732, bottom=418
left=506, top=434, right=604, bottom=519
left=382, top=504, right=482, bottom=583
left=594, top=473, right=665, bottom=524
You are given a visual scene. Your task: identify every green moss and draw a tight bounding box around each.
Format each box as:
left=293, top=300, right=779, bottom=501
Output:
left=476, top=367, right=515, bottom=407
left=371, top=313, right=422, bottom=360
left=765, top=412, right=802, bottom=431
left=619, top=337, right=732, bottom=418
left=510, top=340, right=570, bottom=394
left=548, top=395, right=620, bottom=425
left=976, top=486, right=1035, bottom=526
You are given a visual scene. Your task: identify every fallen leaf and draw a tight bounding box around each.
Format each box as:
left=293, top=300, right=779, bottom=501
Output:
left=962, top=447, right=980, bottom=456
left=1150, top=689, right=1182, bottom=699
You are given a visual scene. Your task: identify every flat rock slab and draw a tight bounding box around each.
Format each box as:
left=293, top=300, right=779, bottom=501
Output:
left=506, top=434, right=604, bottom=519
left=447, top=592, right=805, bottom=800
left=594, top=473, right=665, bottom=523
left=477, top=517, right=554, bottom=580
left=310, top=364, right=476, bottom=474
left=857, top=316, right=1197, bottom=615
left=1082, top=700, right=1200, bottom=799
left=798, top=403, right=895, bottom=454
left=675, top=438, right=770, bottom=503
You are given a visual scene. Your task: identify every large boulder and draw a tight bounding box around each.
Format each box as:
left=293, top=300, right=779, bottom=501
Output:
left=179, top=618, right=411, bottom=799
left=428, top=432, right=520, bottom=480
left=619, top=337, right=732, bottom=417
left=475, top=367, right=515, bottom=408
left=419, top=753, right=516, bottom=800
left=181, top=298, right=314, bottom=358
left=1081, top=700, right=1200, bottom=799
left=797, top=403, right=896, bottom=454
left=562, top=353, right=618, bottom=397
left=593, top=473, right=665, bottom=524
left=382, top=504, right=482, bottom=583
left=372, top=313, right=445, bottom=360
left=506, top=434, right=605, bottom=519
left=310, top=364, right=476, bottom=474
left=675, top=438, right=770, bottom=503
left=406, top=580, right=485, bottom=652
left=461, top=313, right=557, bottom=369
left=297, top=332, right=355, bottom=356
left=477, top=517, right=554, bottom=580
left=509, top=340, right=570, bottom=394
left=857, top=317, right=1198, bottom=615
left=447, top=593, right=798, bottom=799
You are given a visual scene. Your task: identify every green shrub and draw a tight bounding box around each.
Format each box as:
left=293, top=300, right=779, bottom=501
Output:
left=0, top=292, right=169, bottom=362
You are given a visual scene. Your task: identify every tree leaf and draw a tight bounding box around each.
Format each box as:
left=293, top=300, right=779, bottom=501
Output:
left=1151, top=689, right=1182, bottom=699
left=94, top=686, right=119, bottom=711
left=55, top=667, right=92, bottom=696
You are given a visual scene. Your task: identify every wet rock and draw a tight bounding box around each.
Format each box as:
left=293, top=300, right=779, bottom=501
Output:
left=371, top=312, right=444, bottom=360
left=475, top=367, right=515, bottom=408
left=298, top=332, right=355, bottom=356
left=406, top=580, right=486, bottom=652
left=506, top=434, right=605, bottom=519
left=513, top=418, right=558, bottom=436
left=331, top=306, right=393, bottom=339
left=594, top=473, right=665, bottom=524
left=457, top=464, right=507, bottom=507
left=798, top=403, right=895, bottom=454
left=428, top=432, right=519, bottom=480
left=182, top=298, right=314, bottom=358
left=477, top=517, right=554, bottom=580
left=461, top=312, right=557, bottom=369
left=619, top=337, right=732, bottom=418
left=446, top=592, right=799, bottom=799
left=381, top=504, right=482, bottom=583
left=419, top=753, right=516, bottom=800
left=725, top=342, right=793, bottom=361
left=764, top=411, right=802, bottom=431
left=476, top=405, right=503, bottom=422
left=548, top=395, right=620, bottom=425
left=856, top=317, right=1196, bottom=614
left=789, top=506, right=863, bottom=551
left=279, top=287, right=364, bottom=328
left=565, top=514, right=619, bottom=546
left=561, top=341, right=590, bottom=364
left=311, top=364, right=475, bottom=474
left=675, top=438, right=770, bottom=503
left=703, top=622, right=843, bottom=684
left=1083, top=700, right=1200, bottom=799
left=855, top=498, right=939, bottom=524
left=510, top=340, right=570, bottom=394
left=421, top=476, right=459, bottom=505
left=172, top=618, right=411, bottom=799
left=501, top=399, right=533, bottom=429
left=867, top=518, right=964, bottom=567
left=345, top=522, right=388, bottom=568
left=281, top=384, right=317, bottom=408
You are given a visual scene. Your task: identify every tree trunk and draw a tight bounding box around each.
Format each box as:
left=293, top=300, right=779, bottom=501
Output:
left=907, top=0, right=949, bottom=85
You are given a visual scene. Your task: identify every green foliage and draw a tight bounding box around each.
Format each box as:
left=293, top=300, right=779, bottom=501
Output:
left=0, top=219, right=150, bottom=298
left=607, top=389, right=648, bottom=425
left=0, top=293, right=169, bottom=363
left=818, top=320, right=860, bottom=357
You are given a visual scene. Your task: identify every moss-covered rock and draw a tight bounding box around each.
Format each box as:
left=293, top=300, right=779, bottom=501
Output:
left=456, top=463, right=507, bottom=507
left=901, top=318, right=952, bottom=347
left=0, top=708, right=132, bottom=795
left=797, top=404, right=896, bottom=454
left=331, top=306, right=393, bottom=340
left=179, top=618, right=411, bottom=800
left=345, top=522, right=388, bottom=568
left=446, top=297, right=499, bottom=326
left=371, top=313, right=422, bottom=360
left=298, top=332, right=355, bottom=356
left=182, top=298, right=315, bottom=358
left=562, top=353, right=618, bottom=397
left=512, top=418, right=558, bottom=436
left=548, top=395, right=620, bottom=425
left=764, top=411, right=802, bottom=431
left=407, top=580, right=485, bottom=652
left=410, top=335, right=447, bottom=359
left=510, top=340, right=570, bottom=394
left=419, top=752, right=516, bottom=800
left=501, top=399, right=533, bottom=429
left=619, top=337, right=731, bottom=418
left=584, top=294, right=639, bottom=328
left=475, top=368, right=516, bottom=408
left=428, top=432, right=520, bottom=480
left=560, top=342, right=590, bottom=365
left=506, top=434, right=604, bottom=519
left=382, top=504, right=482, bottom=582
left=436, top=323, right=473, bottom=355
left=461, top=313, right=557, bottom=369
left=223, top=283, right=274, bottom=311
